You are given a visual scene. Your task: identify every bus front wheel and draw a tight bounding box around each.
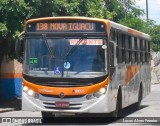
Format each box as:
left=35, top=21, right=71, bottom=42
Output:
left=112, top=89, right=122, bottom=118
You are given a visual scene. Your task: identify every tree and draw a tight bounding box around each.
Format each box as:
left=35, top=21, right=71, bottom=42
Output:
left=149, top=25, right=160, bottom=51
left=104, top=0, right=144, bottom=22
left=0, top=0, right=28, bottom=63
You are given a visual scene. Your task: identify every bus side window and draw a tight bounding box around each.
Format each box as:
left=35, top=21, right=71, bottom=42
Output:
left=134, top=37, right=138, bottom=64
left=128, top=36, right=131, bottom=64
left=124, top=34, right=130, bottom=64
left=117, top=33, right=123, bottom=64
left=110, top=29, right=116, bottom=41
left=109, top=42, right=114, bottom=67
left=147, top=41, right=151, bottom=63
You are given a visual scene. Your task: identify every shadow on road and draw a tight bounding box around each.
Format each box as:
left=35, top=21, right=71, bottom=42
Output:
left=119, top=104, right=148, bottom=117
left=0, top=97, right=21, bottom=111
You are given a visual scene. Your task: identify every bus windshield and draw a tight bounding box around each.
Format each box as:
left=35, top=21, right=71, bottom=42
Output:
left=23, top=37, right=107, bottom=78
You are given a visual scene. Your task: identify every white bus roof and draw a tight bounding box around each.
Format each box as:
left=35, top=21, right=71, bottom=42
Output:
left=109, top=20, right=150, bottom=39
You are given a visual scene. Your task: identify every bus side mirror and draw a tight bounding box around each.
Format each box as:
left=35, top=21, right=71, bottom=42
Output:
left=15, top=31, right=25, bottom=62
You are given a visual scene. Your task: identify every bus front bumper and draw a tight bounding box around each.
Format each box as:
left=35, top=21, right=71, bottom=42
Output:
left=22, top=91, right=113, bottom=114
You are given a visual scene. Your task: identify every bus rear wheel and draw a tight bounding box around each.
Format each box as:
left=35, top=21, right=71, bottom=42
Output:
left=135, top=86, right=142, bottom=110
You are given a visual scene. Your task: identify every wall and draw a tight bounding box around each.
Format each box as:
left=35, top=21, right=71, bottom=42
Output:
left=0, top=59, right=22, bottom=100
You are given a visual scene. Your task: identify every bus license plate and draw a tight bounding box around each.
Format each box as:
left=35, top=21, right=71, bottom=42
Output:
left=55, top=102, right=69, bottom=108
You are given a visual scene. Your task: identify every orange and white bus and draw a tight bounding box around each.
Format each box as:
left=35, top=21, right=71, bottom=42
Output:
left=16, top=17, right=151, bottom=119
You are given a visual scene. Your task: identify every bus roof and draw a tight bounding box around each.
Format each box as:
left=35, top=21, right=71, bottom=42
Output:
left=26, top=16, right=107, bottom=24
left=109, top=20, right=150, bottom=39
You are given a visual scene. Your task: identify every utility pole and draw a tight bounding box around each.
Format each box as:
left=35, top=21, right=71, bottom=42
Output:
left=146, top=0, right=148, bottom=21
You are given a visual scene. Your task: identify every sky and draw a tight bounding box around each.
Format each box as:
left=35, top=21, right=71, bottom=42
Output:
left=136, top=0, right=160, bottom=24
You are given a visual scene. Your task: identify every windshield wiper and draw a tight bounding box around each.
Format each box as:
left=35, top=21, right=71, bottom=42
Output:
left=65, top=34, right=87, bottom=62
left=42, top=34, right=54, bottom=58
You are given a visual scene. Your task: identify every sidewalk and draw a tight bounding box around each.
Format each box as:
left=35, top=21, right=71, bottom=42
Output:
left=0, top=97, right=21, bottom=113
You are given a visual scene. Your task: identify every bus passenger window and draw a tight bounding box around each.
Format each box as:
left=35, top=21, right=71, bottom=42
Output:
left=125, top=50, right=130, bottom=64
left=109, top=42, right=114, bottom=66
left=131, top=51, right=135, bottom=64
left=111, top=29, right=116, bottom=41
left=117, top=47, right=123, bottom=64
left=137, top=52, right=141, bottom=64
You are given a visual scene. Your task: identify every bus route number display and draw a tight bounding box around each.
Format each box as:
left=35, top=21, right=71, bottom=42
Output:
left=27, top=21, right=106, bottom=32
left=36, top=23, right=95, bottom=32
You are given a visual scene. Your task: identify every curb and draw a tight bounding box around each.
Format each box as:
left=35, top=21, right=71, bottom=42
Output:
left=0, top=108, right=15, bottom=113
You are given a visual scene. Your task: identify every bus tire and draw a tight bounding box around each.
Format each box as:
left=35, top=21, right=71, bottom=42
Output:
left=41, top=111, right=55, bottom=122
left=112, top=88, right=122, bottom=118
left=135, top=85, right=142, bottom=110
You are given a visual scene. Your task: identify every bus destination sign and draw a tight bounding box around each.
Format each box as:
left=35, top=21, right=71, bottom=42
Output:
left=37, top=23, right=94, bottom=31
left=27, top=21, right=106, bottom=33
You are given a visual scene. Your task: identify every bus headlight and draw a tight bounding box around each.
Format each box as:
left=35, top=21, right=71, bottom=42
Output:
left=23, top=85, right=39, bottom=98
left=99, top=87, right=106, bottom=94
left=23, top=86, right=28, bottom=92
left=27, top=89, right=39, bottom=98
left=27, top=89, right=34, bottom=96
left=86, top=87, right=106, bottom=100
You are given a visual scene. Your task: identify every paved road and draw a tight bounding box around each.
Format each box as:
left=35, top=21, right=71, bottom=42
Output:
left=0, top=84, right=160, bottom=126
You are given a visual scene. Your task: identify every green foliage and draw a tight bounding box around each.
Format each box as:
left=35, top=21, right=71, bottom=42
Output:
left=0, top=23, right=7, bottom=37
left=119, top=17, right=145, bottom=30
left=105, top=0, right=144, bottom=22
left=149, top=25, right=160, bottom=51
left=24, top=0, right=110, bottom=18
left=0, top=0, right=27, bottom=63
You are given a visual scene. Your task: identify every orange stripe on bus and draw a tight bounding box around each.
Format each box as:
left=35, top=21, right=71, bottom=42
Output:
left=105, top=20, right=110, bottom=38
left=23, top=76, right=110, bottom=96
left=0, top=73, right=22, bottom=79
left=125, top=65, right=140, bottom=85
